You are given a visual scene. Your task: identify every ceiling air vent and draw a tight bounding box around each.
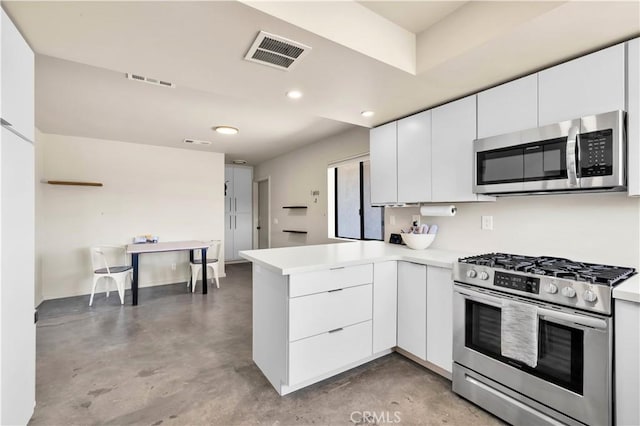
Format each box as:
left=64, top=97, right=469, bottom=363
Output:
left=183, top=138, right=212, bottom=146
left=244, top=31, right=311, bottom=71
left=126, top=73, right=175, bottom=88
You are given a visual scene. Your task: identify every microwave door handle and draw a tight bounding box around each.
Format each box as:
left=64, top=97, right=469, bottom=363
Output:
left=566, top=126, right=579, bottom=187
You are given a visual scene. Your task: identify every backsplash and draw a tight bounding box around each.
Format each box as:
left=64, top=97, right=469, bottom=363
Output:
left=384, top=192, right=640, bottom=268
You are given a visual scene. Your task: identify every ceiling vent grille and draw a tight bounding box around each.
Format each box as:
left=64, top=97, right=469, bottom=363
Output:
left=126, top=73, right=175, bottom=88
left=183, top=138, right=212, bottom=146
left=244, top=31, right=311, bottom=71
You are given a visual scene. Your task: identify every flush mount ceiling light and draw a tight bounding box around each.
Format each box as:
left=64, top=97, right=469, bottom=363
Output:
left=361, top=111, right=375, bottom=118
left=232, top=159, right=247, bottom=165
left=286, top=90, right=303, bottom=99
left=214, top=126, right=239, bottom=135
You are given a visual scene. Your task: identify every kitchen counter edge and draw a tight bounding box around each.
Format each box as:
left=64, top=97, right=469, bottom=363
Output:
left=613, top=274, right=640, bottom=303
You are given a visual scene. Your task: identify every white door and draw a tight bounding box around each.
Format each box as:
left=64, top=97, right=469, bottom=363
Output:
left=397, top=262, right=427, bottom=360
left=397, top=110, right=431, bottom=203
left=233, top=167, right=253, bottom=214
left=477, top=74, right=538, bottom=138
left=369, top=121, right=398, bottom=205
left=233, top=212, right=253, bottom=259
left=0, top=128, right=35, bottom=425
left=431, top=95, right=478, bottom=202
left=538, top=43, right=625, bottom=125
left=373, top=261, right=397, bottom=353
left=257, top=180, right=269, bottom=249
left=426, top=266, right=453, bottom=373
left=224, top=214, right=234, bottom=261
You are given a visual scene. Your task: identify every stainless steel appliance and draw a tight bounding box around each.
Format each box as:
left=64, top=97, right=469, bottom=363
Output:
left=474, top=110, right=626, bottom=195
left=452, top=253, right=636, bottom=426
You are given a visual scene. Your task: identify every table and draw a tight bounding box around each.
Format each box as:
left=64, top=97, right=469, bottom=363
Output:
left=126, top=240, right=210, bottom=305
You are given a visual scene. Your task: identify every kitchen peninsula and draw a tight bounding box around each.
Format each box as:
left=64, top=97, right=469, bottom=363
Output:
left=239, top=241, right=469, bottom=395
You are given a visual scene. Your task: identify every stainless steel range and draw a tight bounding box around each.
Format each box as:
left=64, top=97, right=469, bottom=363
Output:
left=451, top=253, right=635, bottom=426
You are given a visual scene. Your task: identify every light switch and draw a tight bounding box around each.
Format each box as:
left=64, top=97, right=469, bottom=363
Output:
left=481, top=216, right=493, bottom=230
left=389, top=215, right=396, bottom=225
left=274, top=218, right=279, bottom=225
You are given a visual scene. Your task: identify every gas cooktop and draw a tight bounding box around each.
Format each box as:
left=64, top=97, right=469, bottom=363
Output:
left=459, top=253, right=635, bottom=286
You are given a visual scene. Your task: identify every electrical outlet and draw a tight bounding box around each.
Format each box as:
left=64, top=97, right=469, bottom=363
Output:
left=274, top=218, right=279, bottom=225
left=389, top=215, right=396, bottom=226
left=481, top=216, right=493, bottom=231
left=171, top=263, right=177, bottom=271
left=412, top=215, right=421, bottom=226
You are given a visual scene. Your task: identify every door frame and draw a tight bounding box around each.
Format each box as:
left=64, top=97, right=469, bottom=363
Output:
left=253, top=176, right=271, bottom=249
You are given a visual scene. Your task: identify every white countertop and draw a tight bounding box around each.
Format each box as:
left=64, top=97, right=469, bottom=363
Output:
left=239, top=241, right=471, bottom=275
left=613, top=274, right=640, bottom=303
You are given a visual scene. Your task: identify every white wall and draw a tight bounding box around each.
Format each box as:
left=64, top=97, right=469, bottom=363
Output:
left=34, top=128, right=44, bottom=306
left=254, top=127, right=369, bottom=248
left=38, top=132, right=225, bottom=300
left=386, top=193, right=640, bottom=269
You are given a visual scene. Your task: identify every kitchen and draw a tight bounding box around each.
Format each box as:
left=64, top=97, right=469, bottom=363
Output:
left=0, top=0, right=640, bottom=426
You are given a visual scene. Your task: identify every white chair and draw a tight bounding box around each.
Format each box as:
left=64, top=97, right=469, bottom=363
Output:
left=189, top=240, right=221, bottom=292
left=89, top=246, right=132, bottom=306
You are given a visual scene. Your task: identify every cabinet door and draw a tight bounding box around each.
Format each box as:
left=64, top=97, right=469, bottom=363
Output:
left=0, top=128, right=35, bottom=425
left=233, top=212, right=253, bottom=258
left=477, top=75, right=538, bottom=138
left=397, top=262, right=426, bottom=360
left=1, top=10, right=34, bottom=141
left=426, top=267, right=453, bottom=373
left=373, top=261, right=397, bottom=353
left=370, top=121, right=398, bottom=204
left=397, top=111, right=431, bottom=203
left=224, top=214, right=234, bottom=260
left=431, top=95, right=478, bottom=202
left=224, top=166, right=234, bottom=214
left=233, top=167, right=253, bottom=214
left=628, top=38, right=640, bottom=196
left=539, top=43, right=625, bottom=126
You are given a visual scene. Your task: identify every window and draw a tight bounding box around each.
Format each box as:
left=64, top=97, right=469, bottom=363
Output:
left=329, top=158, right=384, bottom=240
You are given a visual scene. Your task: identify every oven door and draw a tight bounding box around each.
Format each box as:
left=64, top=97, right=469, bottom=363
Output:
left=452, top=284, right=611, bottom=426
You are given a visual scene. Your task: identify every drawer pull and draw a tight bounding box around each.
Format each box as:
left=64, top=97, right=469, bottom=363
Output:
left=328, top=288, right=343, bottom=293
left=328, top=327, right=344, bottom=334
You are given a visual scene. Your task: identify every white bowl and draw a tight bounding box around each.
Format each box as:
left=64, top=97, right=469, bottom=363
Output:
left=401, top=233, right=436, bottom=250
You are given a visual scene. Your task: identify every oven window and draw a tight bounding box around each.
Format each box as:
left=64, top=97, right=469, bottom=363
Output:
left=465, top=300, right=584, bottom=394
left=477, top=147, right=523, bottom=185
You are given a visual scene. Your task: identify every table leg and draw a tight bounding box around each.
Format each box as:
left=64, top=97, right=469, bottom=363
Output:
left=201, top=248, right=208, bottom=295
left=132, top=253, right=139, bottom=305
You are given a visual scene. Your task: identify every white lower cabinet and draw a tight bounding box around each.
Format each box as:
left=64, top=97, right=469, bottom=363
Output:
left=615, top=299, right=640, bottom=426
left=397, top=262, right=427, bottom=360
left=373, top=261, right=398, bottom=353
left=426, top=266, right=453, bottom=373
left=289, top=321, right=373, bottom=385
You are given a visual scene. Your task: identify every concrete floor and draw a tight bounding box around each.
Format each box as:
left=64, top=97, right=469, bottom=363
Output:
left=32, top=263, right=503, bottom=425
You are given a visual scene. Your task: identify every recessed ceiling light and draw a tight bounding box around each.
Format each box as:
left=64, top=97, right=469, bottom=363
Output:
left=361, top=111, right=375, bottom=117
left=286, top=90, right=303, bottom=99
left=214, top=126, right=239, bottom=135
left=232, top=159, right=247, bottom=165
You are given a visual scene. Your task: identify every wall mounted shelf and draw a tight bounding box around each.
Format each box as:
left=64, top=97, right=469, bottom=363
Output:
left=282, top=230, right=307, bottom=234
left=282, top=206, right=307, bottom=209
left=44, top=180, right=103, bottom=187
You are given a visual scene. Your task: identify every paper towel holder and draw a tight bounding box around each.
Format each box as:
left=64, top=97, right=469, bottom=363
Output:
left=419, top=204, right=457, bottom=217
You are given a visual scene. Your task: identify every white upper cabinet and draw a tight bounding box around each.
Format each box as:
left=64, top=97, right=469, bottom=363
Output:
left=628, top=38, right=640, bottom=197
left=432, top=95, right=480, bottom=202
left=370, top=121, right=398, bottom=205
left=397, top=110, right=432, bottom=203
left=538, top=43, right=626, bottom=126
left=477, top=75, right=538, bottom=138
left=0, top=9, right=34, bottom=141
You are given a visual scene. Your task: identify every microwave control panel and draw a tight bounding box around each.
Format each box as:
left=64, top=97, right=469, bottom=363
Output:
left=579, top=129, right=613, bottom=177
left=494, top=271, right=540, bottom=294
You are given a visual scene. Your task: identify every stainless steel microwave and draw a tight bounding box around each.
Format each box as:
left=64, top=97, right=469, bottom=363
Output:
left=473, top=110, right=626, bottom=195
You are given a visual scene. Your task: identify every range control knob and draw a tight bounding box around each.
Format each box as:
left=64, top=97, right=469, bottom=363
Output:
left=562, top=286, right=576, bottom=298
left=466, top=270, right=477, bottom=278
left=545, top=283, right=558, bottom=294
left=479, top=271, right=490, bottom=281
left=583, top=290, right=598, bottom=303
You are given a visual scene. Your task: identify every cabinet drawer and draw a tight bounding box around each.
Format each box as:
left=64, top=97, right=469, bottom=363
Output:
left=289, top=264, right=373, bottom=297
left=289, top=284, right=372, bottom=341
left=288, top=320, right=372, bottom=385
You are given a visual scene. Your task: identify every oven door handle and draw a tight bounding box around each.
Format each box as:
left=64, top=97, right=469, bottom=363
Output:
left=454, top=287, right=608, bottom=330
left=566, top=125, right=580, bottom=187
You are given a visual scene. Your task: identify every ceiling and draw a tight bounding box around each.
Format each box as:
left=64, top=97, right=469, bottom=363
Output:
left=3, top=1, right=639, bottom=165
